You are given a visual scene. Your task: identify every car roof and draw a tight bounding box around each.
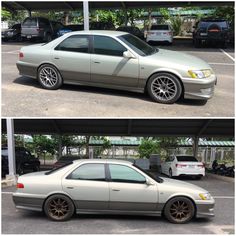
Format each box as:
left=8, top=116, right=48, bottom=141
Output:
left=72, top=159, right=133, bottom=165
left=65, top=30, right=128, bottom=37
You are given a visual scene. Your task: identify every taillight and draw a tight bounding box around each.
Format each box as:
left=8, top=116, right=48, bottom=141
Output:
left=17, top=183, right=24, bottom=188
left=198, top=164, right=204, bottom=168
left=209, top=29, right=220, bottom=32
left=19, top=52, right=24, bottom=59
left=147, top=32, right=155, bottom=35
left=176, top=164, right=187, bottom=168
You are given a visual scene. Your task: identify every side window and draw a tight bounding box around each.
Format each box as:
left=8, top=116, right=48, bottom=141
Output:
left=109, top=164, right=146, bottom=184
left=93, top=35, right=127, bottom=56
left=55, top=35, right=89, bottom=53
left=67, top=163, right=105, bottom=181
left=39, top=18, right=50, bottom=27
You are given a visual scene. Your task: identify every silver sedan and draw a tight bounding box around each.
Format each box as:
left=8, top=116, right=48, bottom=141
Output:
left=16, top=31, right=217, bottom=104
left=13, top=159, right=215, bottom=223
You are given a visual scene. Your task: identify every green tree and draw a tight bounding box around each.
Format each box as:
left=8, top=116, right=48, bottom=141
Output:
left=138, top=138, right=160, bottom=158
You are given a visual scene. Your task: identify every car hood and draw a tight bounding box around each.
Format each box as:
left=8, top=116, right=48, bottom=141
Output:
left=147, top=48, right=212, bottom=70
left=161, top=177, right=207, bottom=193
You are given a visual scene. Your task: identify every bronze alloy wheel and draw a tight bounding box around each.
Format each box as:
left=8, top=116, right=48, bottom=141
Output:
left=44, top=194, right=74, bottom=221
left=169, top=200, right=191, bottom=222
left=164, top=197, right=195, bottom=224
left=48, top=197, right=70, bottom=220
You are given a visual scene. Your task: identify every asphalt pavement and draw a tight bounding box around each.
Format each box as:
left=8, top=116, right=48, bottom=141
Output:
left=1, top=40, right=235, bottom=117
left=1, top=174, right=234, bottom=234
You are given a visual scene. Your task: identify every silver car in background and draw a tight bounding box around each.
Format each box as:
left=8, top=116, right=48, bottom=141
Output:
left=13, top=159, right=215, bottom=223
left=17, top=30, right=217, bottom=104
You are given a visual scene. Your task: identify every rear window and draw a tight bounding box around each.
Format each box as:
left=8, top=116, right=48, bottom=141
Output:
left=151, top=25, right=169, bottom=30
left=176, top=156, right=198, bottom=162
left=199, top=21, right=228, bottom=29
left=45, top=161, right=73, bottom=175
left=22, top=18, right=37, bottom=27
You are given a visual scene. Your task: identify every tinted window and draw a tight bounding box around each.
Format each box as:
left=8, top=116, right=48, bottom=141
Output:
left=151, top=25, right=169, bottom=30
left=199, top=21, right=228, bottom=29
left=68, top=163, right=105, bottom=181
left=45, top=161, right=73, bottom=175
left=22, top=18, right=37, bottom=27
left=39, top=18, right=50, bottom=27
left=109, top=164, right=146, bottom=183
left=119, top=34, right=156, bottom=56
left=12, top=24, right=20, bottom=29
left=93, top=35, right=127, bottom=56
left=55, top=35, right=89, bottom=53
left=176, top=156, right=198, bottom=162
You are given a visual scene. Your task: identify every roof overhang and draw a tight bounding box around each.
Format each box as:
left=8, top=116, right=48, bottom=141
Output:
left=1, top=119, right=234, bottom=137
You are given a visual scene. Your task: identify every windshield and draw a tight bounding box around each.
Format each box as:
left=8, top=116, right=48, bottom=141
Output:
left=133, top=164, right=163, bottom=183
left=22, top=17, right=37, bottom=27
left=176, top=156, right=198, bottom=162
left=118, top=33, right=157, bottom=56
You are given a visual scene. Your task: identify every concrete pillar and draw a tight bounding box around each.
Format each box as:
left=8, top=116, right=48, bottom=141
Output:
left=89, top=146, right=94, bottom=159
left=28, top=10, right=32, bottom=17
left=221, top=149, right=224, bottom=161
left=58, top=135, right=62, bottom=159
left=6, top=119, right=17, bottom=183
left=83, top=1, right=89, bottom=30
left=193, top=136, right=199, bottom=158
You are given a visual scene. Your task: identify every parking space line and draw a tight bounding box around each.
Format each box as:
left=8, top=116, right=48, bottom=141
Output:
left=1, top=192, right=14, bottom=194
left=220, top=49, right=235, bottom=62
left=2, top=50, right=19, bottom=54
left=208, top=62, right=234, bottom=66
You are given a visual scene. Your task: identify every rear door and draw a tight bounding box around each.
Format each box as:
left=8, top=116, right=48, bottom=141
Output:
left=108, top=164, right=158, bottom=211
left=62, top=163, right=109, bottom=210
left=52, top=34, right=91, bottom=83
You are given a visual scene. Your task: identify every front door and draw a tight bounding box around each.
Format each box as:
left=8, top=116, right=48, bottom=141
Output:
left=108, top=164, right=158, bottom=211
left=52, top=34, right=91, bottom=83
left=62, top=163, right=109, bottom=210
left=91, top=35, right=139, bottom=87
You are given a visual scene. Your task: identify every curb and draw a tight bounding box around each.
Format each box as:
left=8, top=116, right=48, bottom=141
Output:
left=206, top=173, right=235, bottom=183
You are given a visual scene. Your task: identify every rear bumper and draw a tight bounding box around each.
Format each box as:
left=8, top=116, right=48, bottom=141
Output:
left=16, top=61, right=37, bottom=79
left=12, top=193, right=44, bottom=212
left=146, top=35, right=172, bottom=43
left=175, top=169, right=205, bottom=177
left=195, top=199, right=215, bottom=217
left=182, top=75, right=217, bottom=100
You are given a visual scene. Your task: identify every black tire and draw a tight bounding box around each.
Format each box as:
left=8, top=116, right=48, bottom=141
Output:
left=169, top=169, right=173, bottom=178
left=147, top=73, right=182, bottom=104
left=194, top=38, right=201, bottom=48
left=38, top=64, right=63, bottom=90
left=164, top=197, right=195, bottom=224
left=45, top=33, right=52, bottom=42
left=44, top=194, right=75, bottom=221
left=33, top=165, right=40, bottom=172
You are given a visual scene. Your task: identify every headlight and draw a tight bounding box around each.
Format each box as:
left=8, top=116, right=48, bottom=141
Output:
left=199, top=193, right=212, bottom=200
left=188, top=69, right=212, bottom=79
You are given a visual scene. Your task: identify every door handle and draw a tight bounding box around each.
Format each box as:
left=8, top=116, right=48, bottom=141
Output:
left=66, top=186, right=74, bottom=189
left=93, top=61, right=101, bottom=64
left=54, top=57, right=60, bottom=59
left=112, top=189, right=120, bottom=191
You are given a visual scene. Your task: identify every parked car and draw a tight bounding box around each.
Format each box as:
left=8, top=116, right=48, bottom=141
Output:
left=161, top=155, right=205, bottom=179
left=116, top=26, right=144, bottom=39
left=21, top=17, right=63, bottom=42
left=57, top=24, right=84, bottom=37
left=13, top=159, right=214, bottom=223
left=146, top=24, right=173, bottom=44
left=193, top=19, right=230, bottom=48
left=53, top=155, right=82, bottom=168
left=1, top=23, right=22, bottom=42
left=1, top=147, right=40, bottom=176
left=90, top=21, right=115, bottom=30
left=16, top=31, right=216, bottom=104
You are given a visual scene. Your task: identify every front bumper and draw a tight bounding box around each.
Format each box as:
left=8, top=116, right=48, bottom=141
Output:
left=195, top=199, right=215, bottom=217
left=182, top=74, right=217, bottom=100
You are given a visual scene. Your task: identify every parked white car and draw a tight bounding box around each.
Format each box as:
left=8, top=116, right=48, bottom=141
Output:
left=161, top=155, right=205, bottom=179
left=146, top=24, right=173, bottom=44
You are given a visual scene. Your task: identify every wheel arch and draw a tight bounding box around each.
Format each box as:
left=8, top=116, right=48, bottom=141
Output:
left=42, top=192, right=76, bottom=213
left=37, top=62, right=63, bottom=81
left=145, top=70, right=185, bottom=97
left=162, top=194, right=197, bottom=217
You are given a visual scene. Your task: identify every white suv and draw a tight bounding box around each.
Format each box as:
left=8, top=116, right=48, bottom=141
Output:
left=146, top=24, right=173, bottom=44
left=161, top=155, right=205, bottom=179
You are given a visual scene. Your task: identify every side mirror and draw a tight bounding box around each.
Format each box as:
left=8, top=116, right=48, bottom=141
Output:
left=146, top=178, right=154, bottom=186
left=123, top=50, right=136, bottom=59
